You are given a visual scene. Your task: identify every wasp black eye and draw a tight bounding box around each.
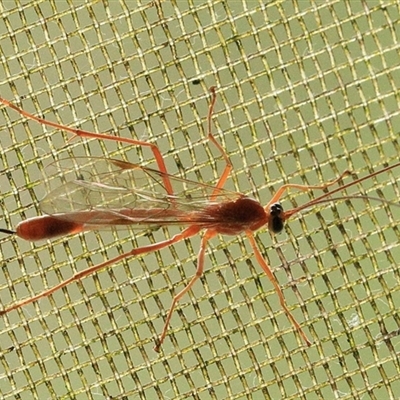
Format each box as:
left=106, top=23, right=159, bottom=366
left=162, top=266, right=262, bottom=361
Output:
left=268, top=203, right=284, bottom=233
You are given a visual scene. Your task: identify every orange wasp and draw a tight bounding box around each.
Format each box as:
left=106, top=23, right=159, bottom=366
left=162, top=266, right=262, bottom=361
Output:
left=0, top=87, right=398, bottom=351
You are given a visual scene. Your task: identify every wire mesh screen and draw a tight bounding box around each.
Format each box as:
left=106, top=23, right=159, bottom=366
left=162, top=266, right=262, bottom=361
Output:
left=0, top=0, right=399, bottom=399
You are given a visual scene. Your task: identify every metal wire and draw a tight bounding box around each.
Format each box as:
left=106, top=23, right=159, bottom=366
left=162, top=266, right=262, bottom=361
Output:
left=0, top=0, right=399, bottom=399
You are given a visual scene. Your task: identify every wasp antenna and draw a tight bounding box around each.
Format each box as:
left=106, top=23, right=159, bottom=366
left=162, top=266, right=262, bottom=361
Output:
left=286, top=194, right=400, bottom=219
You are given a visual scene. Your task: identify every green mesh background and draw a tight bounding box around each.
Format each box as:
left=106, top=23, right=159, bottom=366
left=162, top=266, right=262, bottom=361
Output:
left=0, top=1, right=399, bottom=399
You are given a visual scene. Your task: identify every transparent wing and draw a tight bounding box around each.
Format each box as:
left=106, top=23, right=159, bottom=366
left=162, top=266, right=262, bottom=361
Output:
left=40, top=157, right=241, bottom=227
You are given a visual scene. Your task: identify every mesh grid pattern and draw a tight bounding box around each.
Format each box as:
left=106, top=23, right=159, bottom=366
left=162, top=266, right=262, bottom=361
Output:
left=0, top=1, right=399, bottom=399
